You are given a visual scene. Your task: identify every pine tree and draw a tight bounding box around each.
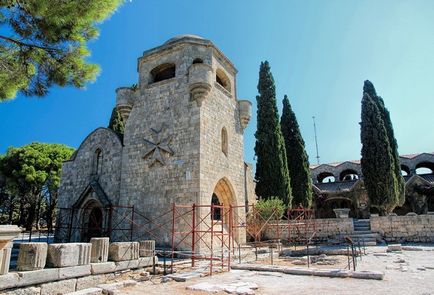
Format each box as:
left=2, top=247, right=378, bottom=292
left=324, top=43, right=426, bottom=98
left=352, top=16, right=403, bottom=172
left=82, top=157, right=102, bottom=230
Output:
left=108, top=107, right=125, bottom=134
left=0, top=0, right=124, bottom=101
left=254, top=61, right=292, bottom=206
left=280, top=95, right=312, bottom=208
left=360, top=92, right=399, bottom=215
left=363, top=80, right=405, bottom=206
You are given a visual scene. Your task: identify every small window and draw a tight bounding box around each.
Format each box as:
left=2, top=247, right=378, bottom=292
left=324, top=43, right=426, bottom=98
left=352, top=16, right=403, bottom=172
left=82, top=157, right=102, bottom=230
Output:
left=216, top=69, right=231, bottom=92
left=93, top=148, right=102, bottom=175
left=150, top=63, right=176, bottom=83
left=211, top=193, right=222, bottom=220
left=221, top=127, right=228, bottom=156
left=192, top=58, right=203, bottom=64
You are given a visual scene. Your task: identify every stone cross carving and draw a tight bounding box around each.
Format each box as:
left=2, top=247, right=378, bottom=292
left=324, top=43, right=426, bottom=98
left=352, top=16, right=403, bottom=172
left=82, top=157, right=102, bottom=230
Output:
left=143, top=127, right=174, bottom=166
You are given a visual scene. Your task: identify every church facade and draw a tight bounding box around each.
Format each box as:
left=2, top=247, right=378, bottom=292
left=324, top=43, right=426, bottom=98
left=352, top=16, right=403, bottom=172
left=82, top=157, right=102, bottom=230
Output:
left=56, top=35, right=255, bottom=246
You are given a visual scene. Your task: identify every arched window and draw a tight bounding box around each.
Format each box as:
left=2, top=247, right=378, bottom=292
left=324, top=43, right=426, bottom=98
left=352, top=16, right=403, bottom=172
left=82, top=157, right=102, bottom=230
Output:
left=415, top=162, right=434, bottom=175
left=192, top=58, right=203, bottom=64
left=339, top=169, right=359, bottom=181
left=211, top=193, right=221, bottom=220
left=216, top=69, right=231, bottom=92
left=317, top=172, right=335, bottom=183
left=150, top=63, right=176, bottom=84
left=401, top=165, right=410, bottom=176
left=221, top=127, right=228, bottom=156
left=93, top=148, right=102, bottom=175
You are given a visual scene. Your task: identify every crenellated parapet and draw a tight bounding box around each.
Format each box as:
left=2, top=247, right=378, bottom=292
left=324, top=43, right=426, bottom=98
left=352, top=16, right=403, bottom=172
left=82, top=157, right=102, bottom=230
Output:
left=188, top=63, right=213, bottom=107
left=238, top=100, right=252, bottom=130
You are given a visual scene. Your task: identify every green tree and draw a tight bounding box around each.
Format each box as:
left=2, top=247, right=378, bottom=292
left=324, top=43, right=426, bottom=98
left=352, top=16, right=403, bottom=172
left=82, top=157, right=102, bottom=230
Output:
left=254, top=61, right=292, bottom=206
left=108, top=107, right=125, bottom=134
left=280, top=95, right=313, bottom=208
left=0, top=143, right=74, bottom=230
left=363, top=80, right=405, bottom=206
left=0, top=0, right=124, bottom=101
left=360, top=93, right=399, bottom=215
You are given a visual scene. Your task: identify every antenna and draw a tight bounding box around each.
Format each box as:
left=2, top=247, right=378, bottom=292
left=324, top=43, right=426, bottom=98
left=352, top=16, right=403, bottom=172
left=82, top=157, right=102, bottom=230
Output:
left=312, top=116, right=320, bottom=165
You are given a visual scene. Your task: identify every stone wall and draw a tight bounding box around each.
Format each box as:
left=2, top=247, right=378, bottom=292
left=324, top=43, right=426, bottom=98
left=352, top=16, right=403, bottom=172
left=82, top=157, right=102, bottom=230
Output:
left=0, top=240, right=157, bottom=294
left=263, top=218, right=354, bottom=241
left=370, top=214, right=434, bottom=242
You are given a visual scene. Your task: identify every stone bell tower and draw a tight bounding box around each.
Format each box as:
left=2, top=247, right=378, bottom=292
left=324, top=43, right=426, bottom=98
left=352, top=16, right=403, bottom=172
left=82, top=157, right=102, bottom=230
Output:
left=112, top=35, right=252, bottom=245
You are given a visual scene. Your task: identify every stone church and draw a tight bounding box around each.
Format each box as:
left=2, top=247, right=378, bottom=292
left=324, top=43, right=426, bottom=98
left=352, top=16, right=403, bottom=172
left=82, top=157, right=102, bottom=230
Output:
left=56, top=35, right=255, bottom=247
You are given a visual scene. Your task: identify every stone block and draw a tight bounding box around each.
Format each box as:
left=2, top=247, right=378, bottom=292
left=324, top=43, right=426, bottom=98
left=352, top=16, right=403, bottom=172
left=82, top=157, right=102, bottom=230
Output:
left=387, top=244, right=402, bottom=252
left=114, top=259, right=139, bottom=271
left=40, top=278, right=77, bottom=295
left=0, top=273, right=20, bottom=291
left=0, top=242, right=13, bottom=275
left=138, top=256, right=157, bottom=268
left=47, top=243, right=91, bottom=267
left=108, top=242, right=139, bottom=262
left=90, top=238, right=109, bottom=263
left=139, top=240, right=155, bottom=257
left=90, top=262, right=116, bottom=275
left=64, top=287, right=103, bottom=295
left=16, top=268, right=60, bottom=287
left=76, top=274, right=106, bottom=290
left=1, top=286, right=40, bottom=295
left=59, top=265, right=91, bottom=280
left=17, top=242, right=48, bottom=271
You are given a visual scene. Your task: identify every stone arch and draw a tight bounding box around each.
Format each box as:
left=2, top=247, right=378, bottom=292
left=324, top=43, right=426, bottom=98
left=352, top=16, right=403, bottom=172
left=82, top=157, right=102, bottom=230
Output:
left=401, top=164, right=410, bottom=176
left=415, top=161, right=434, bottom=175
left=81, top=199, right=104, bottom=241
left=92, top=148, right=103, bottom=176
left=339, top=169, right=359, bottom=181
left=150, top=63, right=176, bottom=83
left=212, top=177, right=237, bottom=207
left=317, top=172, right=336, bottom=183
left=216, top=69, right=231, bottom=92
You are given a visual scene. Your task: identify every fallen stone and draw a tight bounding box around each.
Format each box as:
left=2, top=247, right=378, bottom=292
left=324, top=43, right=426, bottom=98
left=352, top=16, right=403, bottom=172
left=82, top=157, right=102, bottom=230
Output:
left=91, top=262, right=116, bottom=275
left=64, top=288, right=103, bottom=295
left=17, top=242, right=48, bottom=271
left=186, top=282, right=221, bottom=293
left=292, top=259, right=306, bottom=265
left=387, top=244, right=402, bottom=252
left=166, top=270, right=202, bottom=282
left=394, top=259, right=406, bottom=263
left=90, top=237, right=109, bottom=263
left=109, top=242, right=139, bottom=262
left=417, top=267, right=426, bottom=271
left=402, top=246, right=424, bottom=251
left=97, top=280, right=137, bottom=294
left=386, top=265, right=401, bottom=270
left=373, top=253, right=389, bottom=257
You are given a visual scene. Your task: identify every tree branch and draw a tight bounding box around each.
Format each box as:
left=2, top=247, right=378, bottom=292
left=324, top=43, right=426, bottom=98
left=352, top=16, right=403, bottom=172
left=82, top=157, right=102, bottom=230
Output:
left=0, top=35, right=60, bottom=52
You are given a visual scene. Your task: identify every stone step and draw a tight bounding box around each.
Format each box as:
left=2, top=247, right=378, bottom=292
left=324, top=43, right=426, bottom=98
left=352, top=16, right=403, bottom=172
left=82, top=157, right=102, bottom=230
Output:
left=354, top=227, right=371, bottom=231
left=351, top=230, right=373, bottom=235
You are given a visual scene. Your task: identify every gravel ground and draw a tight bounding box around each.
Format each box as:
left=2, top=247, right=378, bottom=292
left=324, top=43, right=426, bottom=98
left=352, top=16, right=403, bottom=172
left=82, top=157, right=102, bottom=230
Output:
left=120, top=245, right=434, bottom=295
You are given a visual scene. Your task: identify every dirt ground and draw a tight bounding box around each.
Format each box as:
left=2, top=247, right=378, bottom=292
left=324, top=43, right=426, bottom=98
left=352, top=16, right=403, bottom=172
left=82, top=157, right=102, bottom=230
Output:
left=119, top=245, right=434, bottom=295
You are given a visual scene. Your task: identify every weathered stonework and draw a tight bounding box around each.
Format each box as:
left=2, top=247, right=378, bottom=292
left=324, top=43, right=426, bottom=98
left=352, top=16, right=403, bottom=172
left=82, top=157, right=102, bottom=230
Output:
left=139, top=240, right=155, bottom=257
left=56, top=35, right=255, bottom=249
left=46, top=243, right=91, bottom=268
left=90, top=237, right=109, bottom=263
left=108, top=242, right=139, bottom=262
left=16, top=243, right=47, bottom=271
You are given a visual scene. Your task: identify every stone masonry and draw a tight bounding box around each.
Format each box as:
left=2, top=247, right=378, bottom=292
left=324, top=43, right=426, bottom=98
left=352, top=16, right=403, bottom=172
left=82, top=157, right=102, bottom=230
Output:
left=56, top=35, right=254, bottom=250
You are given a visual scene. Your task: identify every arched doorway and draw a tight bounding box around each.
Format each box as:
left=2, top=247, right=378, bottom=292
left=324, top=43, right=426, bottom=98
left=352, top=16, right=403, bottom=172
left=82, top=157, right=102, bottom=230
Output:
left=81, top=200, right=104, bottom=241
left=211, top=178, right=242, bottom=243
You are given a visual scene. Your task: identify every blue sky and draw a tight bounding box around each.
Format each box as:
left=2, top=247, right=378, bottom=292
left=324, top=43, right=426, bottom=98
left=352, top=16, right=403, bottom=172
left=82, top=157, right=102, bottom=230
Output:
left=1, top=0, right=434, bottom=165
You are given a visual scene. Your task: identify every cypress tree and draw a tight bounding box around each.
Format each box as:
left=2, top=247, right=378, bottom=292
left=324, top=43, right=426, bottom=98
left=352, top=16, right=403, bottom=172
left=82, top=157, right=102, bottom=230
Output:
left=108, top=107, right=125, bottom=134
left=254, top=61, right=292, bottom=206
left=280, top=95, right=313, bottom=208
left=363, top=80, right=405, bottom=206
left=360, top=93, right=399, bottom=215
